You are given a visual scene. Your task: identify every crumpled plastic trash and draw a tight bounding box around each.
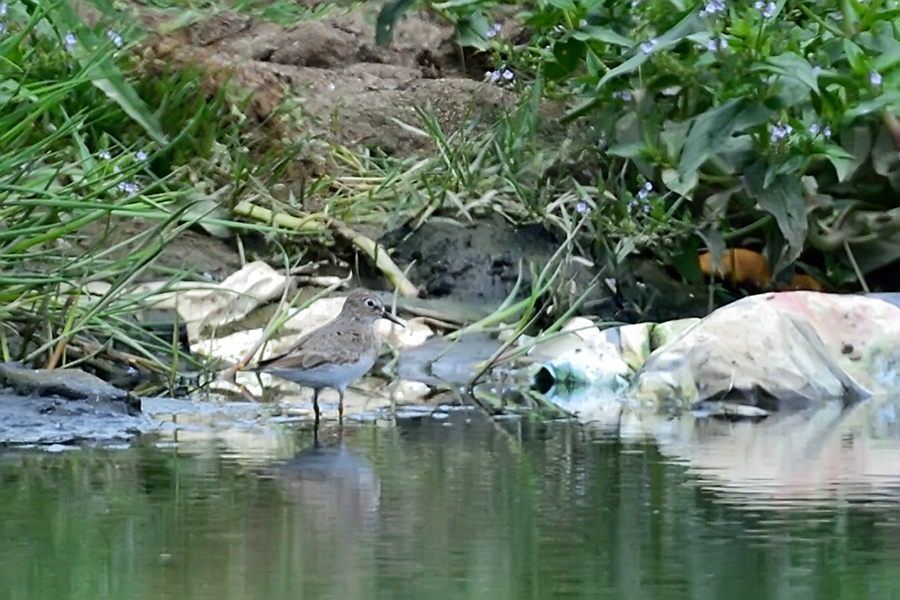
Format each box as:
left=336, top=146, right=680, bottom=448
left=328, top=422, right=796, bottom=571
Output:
left=532, top=291, right=900, bottom=421
left=528, top=317, right=632, bottom=397
left=629, top=292, right=900, bottom=413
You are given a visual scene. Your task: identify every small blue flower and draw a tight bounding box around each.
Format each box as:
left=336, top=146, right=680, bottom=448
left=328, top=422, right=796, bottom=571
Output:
left=64, top=32, right=77, bottom=52
left=808, top=123, right=833, bottom=139
left=637, top=181, right=653, bottom=200
left=489, top=68, right=513, bottom=83
left=136, top=149, right=148, bottom=162
left=575, top=201, right=588, bottom=214
left=117, top=181, right=140, bottom=196
left=0, top=2, right=7, bottom=16
left=106, top=29, right=123, bottom=48
left=98, top=150, right=111, bottom=160
left=770, top=122, right=793, bottom=142
left=870, top=71, right=883, bottom=86
left=485, top=23, right=501, bottom=39
left=640, top=39, right=658, bottom=54
left=707, top=38, right=729, bottom=52
left=701, top=0, right=726, bottom=15
left=612, top=90, right=633, bottom=101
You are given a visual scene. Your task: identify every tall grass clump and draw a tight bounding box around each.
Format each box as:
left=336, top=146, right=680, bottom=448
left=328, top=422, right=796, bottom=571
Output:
left=0, top=0, right=301, bottom=388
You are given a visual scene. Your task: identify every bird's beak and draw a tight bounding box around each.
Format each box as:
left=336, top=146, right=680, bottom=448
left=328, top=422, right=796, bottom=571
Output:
left=381, top=309, right=405, bottom=327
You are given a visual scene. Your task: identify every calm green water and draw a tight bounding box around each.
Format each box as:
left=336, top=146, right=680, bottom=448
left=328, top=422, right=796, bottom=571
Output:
left=1, top=409, right=899, bottom=600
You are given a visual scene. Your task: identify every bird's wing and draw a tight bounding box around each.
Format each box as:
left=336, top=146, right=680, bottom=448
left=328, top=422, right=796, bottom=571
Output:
left=254, top=327, right=369, bottom=371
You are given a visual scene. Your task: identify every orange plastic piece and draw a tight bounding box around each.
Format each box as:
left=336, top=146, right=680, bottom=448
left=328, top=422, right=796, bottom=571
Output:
left=698, top=248, right=824, bottom=292
left=785, top=274, right=825, bottom=292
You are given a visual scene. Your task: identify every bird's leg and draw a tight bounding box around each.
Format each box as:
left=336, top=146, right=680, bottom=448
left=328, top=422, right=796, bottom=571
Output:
left=312, top=388, right=321, bottom=428
left=338, top=389, right=344, bottom=424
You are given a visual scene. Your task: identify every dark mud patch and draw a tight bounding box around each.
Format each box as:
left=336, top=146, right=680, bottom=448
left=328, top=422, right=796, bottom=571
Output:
left=380, top=213, right=571, bottom=305
left=373, top=213, right=713, bottom=322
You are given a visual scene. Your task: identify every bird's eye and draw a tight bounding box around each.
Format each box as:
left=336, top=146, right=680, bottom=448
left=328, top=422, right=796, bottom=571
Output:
left=365, top=298, right=376, bottom=308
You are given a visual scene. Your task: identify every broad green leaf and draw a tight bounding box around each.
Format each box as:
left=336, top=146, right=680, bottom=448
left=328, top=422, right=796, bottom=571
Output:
left=571, top=26, right=633, bottom=47
left=659, top=119, right=691, bottom=161
left=818, top=144, right=858, bottom=182
left=585, top=47, right=604, bottom=78
left=457, top=13, right=492, bottom=49
left=840, top=124, right=874, bottom=177
left=703, top=185, right=743, bottom=217
left=843, top=39, right=867, bottom=73
left=678, top=99, right=768, bottom=179
left=755, top=175, right=808, bottom=268
left=607, top=142, right=650, bottom=159
left=661, top=168, right=698, bottom=198
left=756, top=175, right=809, bottom=273
left=873, top=46, right=900, bottom=72
left=757, top=52, right=820, bottom=93
left=843, top=90, right=900, bottom=121
left=767, top=155, right=806, bottom=187
left=697, top=227, right=726, bottom=280
left=552, top=38, right=585, bottom=74
left=375, top=0, right=418, bottom=47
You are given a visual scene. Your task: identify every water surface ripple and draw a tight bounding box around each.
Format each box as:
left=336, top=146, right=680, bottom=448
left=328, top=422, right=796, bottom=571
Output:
left=1, top=409, right=899, bottom=600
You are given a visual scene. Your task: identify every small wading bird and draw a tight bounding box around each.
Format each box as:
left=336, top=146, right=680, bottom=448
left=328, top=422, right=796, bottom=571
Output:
left=247, top=288, right=404, bottom=425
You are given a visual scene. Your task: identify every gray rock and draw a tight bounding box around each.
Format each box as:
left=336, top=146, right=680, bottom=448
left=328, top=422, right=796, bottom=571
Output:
left=0, top=363, right=140, bottom=412
left=0, top=363, right=151, bottom=446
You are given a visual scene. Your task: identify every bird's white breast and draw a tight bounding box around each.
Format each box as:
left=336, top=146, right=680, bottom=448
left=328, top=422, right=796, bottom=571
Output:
left=265, top=355, right=378, bottom=392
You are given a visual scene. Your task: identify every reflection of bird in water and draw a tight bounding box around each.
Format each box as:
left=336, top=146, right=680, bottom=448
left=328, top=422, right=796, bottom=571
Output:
left=273, top=434, right=382, bottom=534
left=242, top=432, right=382, bottom=597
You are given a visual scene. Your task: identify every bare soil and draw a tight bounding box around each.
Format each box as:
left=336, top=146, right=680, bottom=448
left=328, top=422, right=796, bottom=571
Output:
left=139, top=7, right=518, bottom=160
left=78, top=4, right=552, bottom=290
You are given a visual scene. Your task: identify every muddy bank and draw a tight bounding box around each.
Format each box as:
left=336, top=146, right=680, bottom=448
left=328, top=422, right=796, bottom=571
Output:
left=372, top=213, right=712, bottom=322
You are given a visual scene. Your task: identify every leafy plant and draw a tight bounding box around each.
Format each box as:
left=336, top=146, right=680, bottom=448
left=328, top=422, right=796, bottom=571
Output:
left=376, top=0, right=900, bottom=290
